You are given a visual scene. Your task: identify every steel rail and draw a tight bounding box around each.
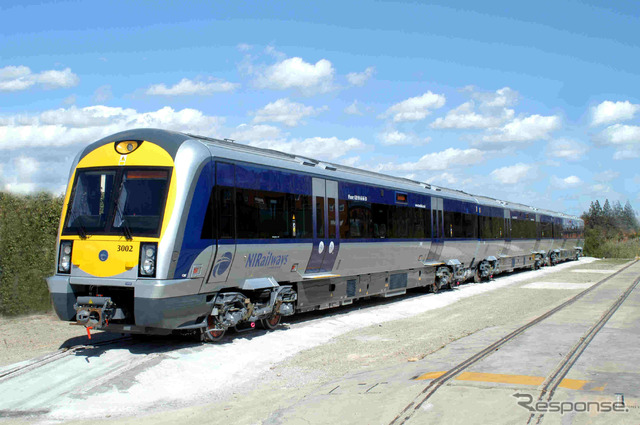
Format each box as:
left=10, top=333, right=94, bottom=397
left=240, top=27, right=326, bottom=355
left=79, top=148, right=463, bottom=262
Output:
left=389, top=259, right=638, bottom=425
left=0, top=336, right=132, bottom=383
left=527, top=273, right=640, bottom=424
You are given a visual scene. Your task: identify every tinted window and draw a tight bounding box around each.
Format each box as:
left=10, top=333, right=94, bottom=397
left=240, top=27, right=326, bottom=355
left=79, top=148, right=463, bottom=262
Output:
left=443, top=200, right=477, bottom=239
left=480, top=216, right=504, bottom=239
left=65, top=169, right=116, bottom=232
left=236, top=188, right=312, bottom=239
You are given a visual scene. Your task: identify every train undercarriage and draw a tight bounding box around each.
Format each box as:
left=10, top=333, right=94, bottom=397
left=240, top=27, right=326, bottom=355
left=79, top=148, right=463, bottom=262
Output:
left=70, top=247, right=582, bottom=342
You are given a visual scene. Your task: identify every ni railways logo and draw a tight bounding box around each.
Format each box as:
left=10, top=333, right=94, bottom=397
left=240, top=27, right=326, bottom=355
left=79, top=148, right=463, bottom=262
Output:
left=211, top=251, right=290, bottom=277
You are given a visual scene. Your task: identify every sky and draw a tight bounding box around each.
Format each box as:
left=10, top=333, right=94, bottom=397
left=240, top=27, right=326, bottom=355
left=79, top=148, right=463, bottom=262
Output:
left=1, top=0, right=639, bottom=216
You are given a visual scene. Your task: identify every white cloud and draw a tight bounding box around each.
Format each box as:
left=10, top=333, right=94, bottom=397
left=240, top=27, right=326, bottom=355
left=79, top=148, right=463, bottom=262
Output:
left=381, top=92, right=446, bottom=122
left=247, top=136, right=365, bottom=161
left=15, top=156, right=39, bottom=181
left=594, top=124, right=640, bottom=159
left=35, top=68, right=79, bottom=89
left=597, top=124, right=640, bottom=145
left=237, top=43, right=252, bottom=52
left=551, top=175, right=582, bottom=189
left=346, top=67, right=375, bottom=86
left=230, top=124, right=284, bottom=143
left=425, top=172, right=459, bottom=186
left=379, top=130, right=430, bottom=146
left=344, top=100, right=363, bottom=116
left=0, top=65, right=31, bottom=80
left=546, top=138, right=588, bottom=161
left=63, top=95, right=77, bottom=105
left=0, top=105, right=225, bottom=150
left=431, top=101, right=514, bottom=129
left=2, top=156, right=45, bottom=194
left=473, top=87, right=518, bottom=108
left=490, top=163, right=535, bottom=184
left=146, top=77, right=239, bottom=96
left=481, top=114, right=561, bottom=144
left=337, top=156, right=361, bottom=167
left=252, top=98, right=327, bottom=127
left=384, top=148, right=484, bottom=171
left=591, top=100, right=640, bottom=126
left=589, top=183, right=612, bottom=194
left=92, top=85, right=112, bottom=103
left=612, top=149, right=640, bottom=160
left=0, top=66, right=79, bottom=92
left=255, top=57, right=335, bottom=94
left=594, top=170, right=619, bottom=182
left=3, top=182, right=38, bottom=194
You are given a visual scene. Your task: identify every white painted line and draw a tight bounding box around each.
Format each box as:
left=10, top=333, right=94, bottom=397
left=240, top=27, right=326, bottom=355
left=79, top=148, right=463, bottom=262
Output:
left=522, top=282, right=595, bottom=290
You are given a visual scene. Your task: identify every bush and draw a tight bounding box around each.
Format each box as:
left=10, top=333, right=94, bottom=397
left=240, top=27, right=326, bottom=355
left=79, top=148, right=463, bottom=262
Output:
left=0, top=191, right=63, bottom=316
left=583, top=226, right=640, bottom=259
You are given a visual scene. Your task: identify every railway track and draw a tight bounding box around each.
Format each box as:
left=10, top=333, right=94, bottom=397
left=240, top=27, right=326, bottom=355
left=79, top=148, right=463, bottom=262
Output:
left=0, top=335, right=133, bottom=383
left=389, top=260, right=639, bottom=425
left=527, top=271, right=640, bottom=424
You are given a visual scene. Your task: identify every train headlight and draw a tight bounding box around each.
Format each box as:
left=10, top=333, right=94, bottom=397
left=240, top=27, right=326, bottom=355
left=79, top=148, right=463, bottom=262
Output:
left=115, top=140, right=141, bottom=155
left=139, top=243, right=157, bottom=277
left=58, top=240, right=73, bottom=274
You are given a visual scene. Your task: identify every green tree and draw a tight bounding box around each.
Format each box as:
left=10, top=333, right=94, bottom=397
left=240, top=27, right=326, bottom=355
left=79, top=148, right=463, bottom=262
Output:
left=623, top=201, right=639, bottom=232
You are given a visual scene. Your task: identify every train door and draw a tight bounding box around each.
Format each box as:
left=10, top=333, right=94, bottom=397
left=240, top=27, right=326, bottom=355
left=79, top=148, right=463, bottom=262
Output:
left=203, top=162, right=236, bottom=289
left=305, top=178, right=340, bottom=273
left=502, top=209, right=511, bottom=256
left=428, top=197, right=444, bottom=260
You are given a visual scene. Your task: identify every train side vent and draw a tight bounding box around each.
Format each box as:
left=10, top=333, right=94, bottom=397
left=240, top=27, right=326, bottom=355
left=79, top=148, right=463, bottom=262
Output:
left=347, top=279, right=357, bottom=297
left=389, top=273, right=408, bottom=290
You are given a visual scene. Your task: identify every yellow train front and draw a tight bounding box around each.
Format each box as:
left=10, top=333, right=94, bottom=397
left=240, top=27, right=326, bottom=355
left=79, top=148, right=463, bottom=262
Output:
left=47, top=129, right=207, bottom=337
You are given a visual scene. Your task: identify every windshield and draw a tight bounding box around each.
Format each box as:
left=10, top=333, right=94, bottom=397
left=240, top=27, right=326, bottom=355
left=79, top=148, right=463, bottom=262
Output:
left=64, top=167, right=171, bottom=237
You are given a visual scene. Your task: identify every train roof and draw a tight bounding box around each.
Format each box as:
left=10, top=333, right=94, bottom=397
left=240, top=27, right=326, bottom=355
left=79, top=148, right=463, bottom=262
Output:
left=83, top=128, right=582, bottom=221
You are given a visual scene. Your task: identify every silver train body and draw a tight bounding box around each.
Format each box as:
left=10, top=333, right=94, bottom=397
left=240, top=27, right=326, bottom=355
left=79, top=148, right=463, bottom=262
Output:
left=47, top=129, right=584, bottom=339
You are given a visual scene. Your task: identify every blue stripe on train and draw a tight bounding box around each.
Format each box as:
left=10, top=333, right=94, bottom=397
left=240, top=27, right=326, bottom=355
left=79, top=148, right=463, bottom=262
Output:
left=173, top=160, right=214, bottom=279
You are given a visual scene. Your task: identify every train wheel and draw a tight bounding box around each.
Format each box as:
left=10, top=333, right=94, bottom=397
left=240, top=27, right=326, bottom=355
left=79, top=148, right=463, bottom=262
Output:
left=260, top=314, right=281, bottom=330
left=430, top=282, right=439, bottom=293
left=203, top=316, right=225, bottom=342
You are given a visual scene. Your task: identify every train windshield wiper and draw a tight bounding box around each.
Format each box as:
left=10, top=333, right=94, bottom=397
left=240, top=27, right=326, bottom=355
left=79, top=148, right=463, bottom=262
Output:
left=75, top=215, right=88, bottom=239
left=112, top=195, right=133, bottom=241
left=68, top=207, right=87, bottom=239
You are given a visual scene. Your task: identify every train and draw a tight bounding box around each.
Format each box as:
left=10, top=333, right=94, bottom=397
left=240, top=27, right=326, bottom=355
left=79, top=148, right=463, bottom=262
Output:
left=47, top=128, right=584, bottom=341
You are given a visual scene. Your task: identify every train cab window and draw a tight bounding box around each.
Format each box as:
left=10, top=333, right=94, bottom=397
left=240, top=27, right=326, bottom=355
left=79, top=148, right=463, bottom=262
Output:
left=65, top=169, right=116, bottom=233
left=63, top=167, right=171, bottom=237
left=112, top=169, right=170, bottom=235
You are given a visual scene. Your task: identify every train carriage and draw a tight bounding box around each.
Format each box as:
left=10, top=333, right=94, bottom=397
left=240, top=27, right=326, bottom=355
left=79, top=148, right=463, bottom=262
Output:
left=47, top=128, right=584, bottom=341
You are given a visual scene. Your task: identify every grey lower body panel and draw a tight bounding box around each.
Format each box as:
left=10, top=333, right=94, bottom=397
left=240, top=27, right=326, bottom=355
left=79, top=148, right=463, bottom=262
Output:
left=48, top=274, right=211, bottom=331
left=47, top=275, right=76, bottom=321
left=134, top=294, right=211, bottom=329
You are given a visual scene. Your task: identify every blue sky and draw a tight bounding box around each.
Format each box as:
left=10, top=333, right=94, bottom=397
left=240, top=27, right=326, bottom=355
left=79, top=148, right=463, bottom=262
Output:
left=1, top=0, right=639, bottom=216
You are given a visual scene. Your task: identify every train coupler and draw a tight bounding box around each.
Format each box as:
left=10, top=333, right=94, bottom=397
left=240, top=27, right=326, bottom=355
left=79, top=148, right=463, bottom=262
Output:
left=74, top=296, right=125, bottom=329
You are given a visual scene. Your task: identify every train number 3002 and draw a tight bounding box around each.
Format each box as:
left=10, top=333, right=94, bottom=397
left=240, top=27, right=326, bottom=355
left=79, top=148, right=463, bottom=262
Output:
left=117, top=245, right=134, bottom=252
